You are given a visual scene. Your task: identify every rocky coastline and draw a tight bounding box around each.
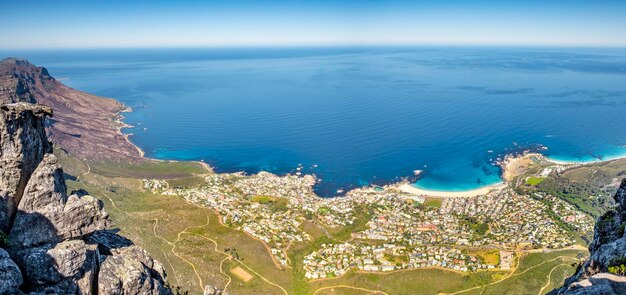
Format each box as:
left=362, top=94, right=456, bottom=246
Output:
left=0, top=58, right=143, bottom=162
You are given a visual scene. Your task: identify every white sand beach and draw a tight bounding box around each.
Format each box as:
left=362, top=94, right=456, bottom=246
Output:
left=396, top=182, right=507, bottom=198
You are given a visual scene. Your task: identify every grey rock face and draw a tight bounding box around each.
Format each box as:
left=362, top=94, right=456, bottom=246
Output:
left=98, top=246, right=169, bottom=295
left=15, top=240, right=98, bottom=294
left=566, top=273, right=626, bottom=294
left=0, top=103, right=51, bottom=232
left=85, top=229, right=134, bottom=255
left=0, top=102, right=172, bottom=294
left=554, top=179, right=626, bottom=294
left=9, top=154, right=109, bottom=248
left=0, top=248, right=22, bottom=295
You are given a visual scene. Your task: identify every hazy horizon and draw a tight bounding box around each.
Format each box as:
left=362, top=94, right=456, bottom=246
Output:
left=2, top=0, right=626, bottom=49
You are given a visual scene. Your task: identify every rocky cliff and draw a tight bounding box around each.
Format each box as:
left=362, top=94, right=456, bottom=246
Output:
left=0, top=58, right=142, bottom=162
left=0, top=103, right=172, bottom=294
left=553, top=179, right=626, bottom=294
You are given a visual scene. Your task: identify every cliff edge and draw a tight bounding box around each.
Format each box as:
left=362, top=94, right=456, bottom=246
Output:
left=0, top=103, right=171, bottom=294
left=0, top=58, right=142, bottom=162
left=552, top=179, right=626, bottom=294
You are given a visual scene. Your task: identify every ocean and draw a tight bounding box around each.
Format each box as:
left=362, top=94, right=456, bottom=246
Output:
left=5, top=47, right=626, bottom=197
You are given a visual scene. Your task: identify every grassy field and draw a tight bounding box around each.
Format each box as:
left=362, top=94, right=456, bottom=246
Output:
left=525, top=176, right=545, bottom=186
left=423, top=198, right=443, bottom=209
left=471, top=249, right=500, bottom=265
left=55, top=149, right=587, bottom=295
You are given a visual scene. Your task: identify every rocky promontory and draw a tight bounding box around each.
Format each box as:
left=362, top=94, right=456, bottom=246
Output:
left=0, top=103, right=171, bottom=294
left=553, top=179, right=626, bottom=294
left=0, top=58, right=143, bottom=162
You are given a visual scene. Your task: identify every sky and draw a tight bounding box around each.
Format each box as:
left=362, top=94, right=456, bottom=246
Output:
left=1, top=0, right=626, bottom=49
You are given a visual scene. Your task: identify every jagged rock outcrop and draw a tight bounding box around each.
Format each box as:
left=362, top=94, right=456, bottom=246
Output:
left=0, top=103, right=52, bottom=232
left=0, top=58, right=143, bottom=162
left=553, top=179, right=626, bottom=294
left=0, top=103, right=172, bottom=294
left=8, top=153, right=109, bottom=248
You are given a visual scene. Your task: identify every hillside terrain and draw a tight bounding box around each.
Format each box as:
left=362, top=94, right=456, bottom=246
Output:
left=551, top=179, right=626, bottom=294
left=0, top=103, right=171, bottom=294
left=0, top=58, right=142, bottom=162
left=1, top=58, right=625, bottom=294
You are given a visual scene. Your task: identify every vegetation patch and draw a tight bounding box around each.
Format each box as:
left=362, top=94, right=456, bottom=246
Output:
left=463, top=217, right=490, bottom=236
left=423, top=198, right=442, bottom=209
left=250, top=195, right=274, bottom=204
left=473, top=249, right=500, bottom=265
left=0, top=230, right=8, bottom=247
left=526, top=176, right=545, bottom=186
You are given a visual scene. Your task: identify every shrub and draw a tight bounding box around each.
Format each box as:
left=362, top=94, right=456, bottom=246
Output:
left=0, top=230, right=8, bottom=247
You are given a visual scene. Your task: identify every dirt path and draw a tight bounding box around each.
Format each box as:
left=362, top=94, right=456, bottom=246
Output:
left=151, top=213, right=288, bottom=295
left=447, top=255, right=576, bottom=295
left=538, top=263, right=570, bottom=295
left=312, top=285, right=388, bottom=295
left=194, top=233, right=289, bottom=295
left=152, top=219, right=205, bottom=290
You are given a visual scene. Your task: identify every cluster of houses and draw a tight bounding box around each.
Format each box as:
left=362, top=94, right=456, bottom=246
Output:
left=439, top=188, right=577, bottom=248
left=154, top=166, right=586, bottom=275
left=303, top=242, right=502, bottom=279
left=534, top=192, right=595, bottom=238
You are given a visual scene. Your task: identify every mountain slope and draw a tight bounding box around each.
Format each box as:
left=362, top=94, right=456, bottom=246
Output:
left=0, top=58, right=142, bottom=162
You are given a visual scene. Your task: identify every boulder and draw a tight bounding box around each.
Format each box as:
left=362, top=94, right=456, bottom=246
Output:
left=85, top=230, right=134, bottom=255
left=9, top=154, right=109, bottom=248
left=566, top=273, right=626, bottom=294
left=14, top=239, right=98, bottom=294
left=98, top=245, right=170, bottom=295
left=0, top=248, right=22, bottom=295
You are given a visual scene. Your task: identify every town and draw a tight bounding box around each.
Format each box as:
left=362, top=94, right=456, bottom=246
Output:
left=146, top=158, right=591, bottom=280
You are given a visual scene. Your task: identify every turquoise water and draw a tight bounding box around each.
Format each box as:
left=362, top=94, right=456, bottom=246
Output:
left=5, top=47, right=626, bottom=196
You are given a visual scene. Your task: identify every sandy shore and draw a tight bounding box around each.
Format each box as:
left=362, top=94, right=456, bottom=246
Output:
left=546, top=154, right=626, bottom=165
left=396, top=182, right=507, bottom=198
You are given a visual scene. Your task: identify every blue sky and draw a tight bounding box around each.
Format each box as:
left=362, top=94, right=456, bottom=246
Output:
left=1, top=0, right=625, bottom=49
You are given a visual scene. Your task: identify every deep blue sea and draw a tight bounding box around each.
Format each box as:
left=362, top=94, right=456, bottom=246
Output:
left=4, top=47, right=626, bottom=197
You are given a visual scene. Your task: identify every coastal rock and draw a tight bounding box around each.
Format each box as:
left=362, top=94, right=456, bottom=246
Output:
left=0, top=248, right=22, bottom=295
left=8, top=153, right=109, bottom=248
left=0, top=103, right=52, bottom=232
left=0, top=101, right=172, bottom=294
left=554, top=179, right=626, bottom=294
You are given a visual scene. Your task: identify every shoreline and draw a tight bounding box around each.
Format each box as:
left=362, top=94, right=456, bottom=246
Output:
left=546, top=153, right=626, bottom=165
left=395, top=182, right=507, bottom=198
left=112, top=104, right=625, bottom=197
left=115, top=106, right=214, bottom=173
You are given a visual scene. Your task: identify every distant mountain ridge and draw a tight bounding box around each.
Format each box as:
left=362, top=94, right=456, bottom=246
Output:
left=0, top=57, right=142, bottom=162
